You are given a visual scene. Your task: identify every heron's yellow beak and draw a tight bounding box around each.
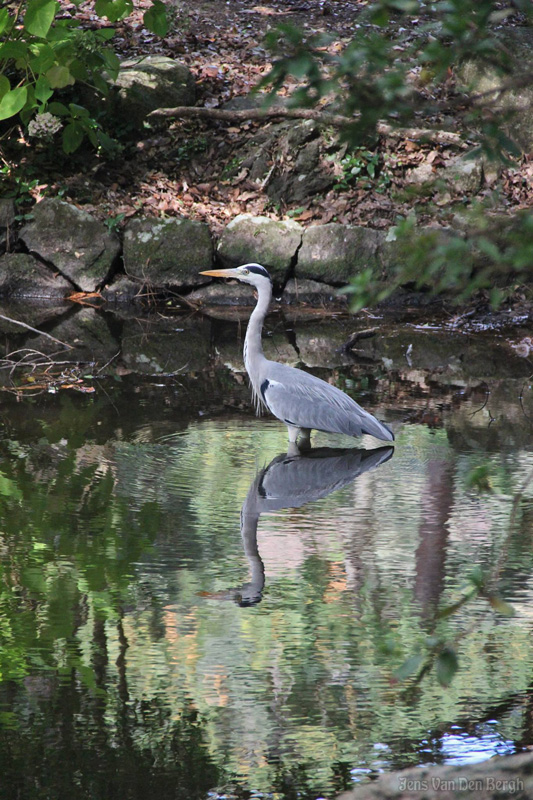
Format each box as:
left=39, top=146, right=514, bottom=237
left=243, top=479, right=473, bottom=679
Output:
left=199, top=268, right=240, bottom=278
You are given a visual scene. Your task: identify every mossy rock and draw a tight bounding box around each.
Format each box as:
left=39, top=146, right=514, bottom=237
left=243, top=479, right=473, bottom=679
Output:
left=0, top=253, right=73, bottom=299
left=297, top=224, right=384, bottom=285
left=123, top=216, right=213, bottom=288
left=110, top=56, right=196, bottom=129
left=217, top=214, right=303, bottom=283
left=19, top=199, right=120, bottom=292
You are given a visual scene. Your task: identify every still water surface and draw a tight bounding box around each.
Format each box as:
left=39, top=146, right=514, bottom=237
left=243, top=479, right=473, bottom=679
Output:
left=0, top=324, right=532, bottom=799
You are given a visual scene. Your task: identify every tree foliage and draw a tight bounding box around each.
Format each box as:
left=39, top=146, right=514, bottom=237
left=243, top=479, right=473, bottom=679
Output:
left=0, top=0, right=168, bottom=152
left=261, top=0, right=533, bottom=306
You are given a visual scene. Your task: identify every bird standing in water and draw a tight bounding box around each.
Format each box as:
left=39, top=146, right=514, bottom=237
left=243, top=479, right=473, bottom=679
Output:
left=200, top=264, right=394, bottom=450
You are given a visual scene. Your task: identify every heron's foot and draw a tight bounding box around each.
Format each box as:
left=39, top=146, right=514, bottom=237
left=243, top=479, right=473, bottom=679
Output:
left=287, top=442, right=301, bottom=457
left=297, top=428, right=312, bottom=451
left=286, top=426, right=312, bottom=456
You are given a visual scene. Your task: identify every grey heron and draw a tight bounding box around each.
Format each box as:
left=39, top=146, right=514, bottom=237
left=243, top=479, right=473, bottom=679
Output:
left=200, top=264, right=394, bottom=449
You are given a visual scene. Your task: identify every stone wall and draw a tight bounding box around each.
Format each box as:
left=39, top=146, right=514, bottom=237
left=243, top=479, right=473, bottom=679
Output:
left=0, top=197, right=441, bottom=307
left=1, top=197, right=528, bottom=308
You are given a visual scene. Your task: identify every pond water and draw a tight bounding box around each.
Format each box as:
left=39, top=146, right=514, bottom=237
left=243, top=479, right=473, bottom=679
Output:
left=0, top=309, right=532, bottom=800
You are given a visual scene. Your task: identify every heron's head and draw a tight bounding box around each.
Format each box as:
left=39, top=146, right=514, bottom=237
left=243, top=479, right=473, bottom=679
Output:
left=200, top=263, right=272, bottom=288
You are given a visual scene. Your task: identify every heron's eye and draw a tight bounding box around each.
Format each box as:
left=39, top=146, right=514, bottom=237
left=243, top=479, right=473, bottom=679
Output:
left=241, top=268, right=249, bottom=275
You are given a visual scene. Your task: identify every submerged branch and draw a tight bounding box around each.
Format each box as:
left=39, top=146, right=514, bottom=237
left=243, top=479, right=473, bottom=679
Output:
left=0, top=313, right=72, bottom=349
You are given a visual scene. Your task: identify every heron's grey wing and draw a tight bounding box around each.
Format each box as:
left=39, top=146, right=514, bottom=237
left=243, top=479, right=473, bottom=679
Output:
left=261, top=362, right=394, bottom=441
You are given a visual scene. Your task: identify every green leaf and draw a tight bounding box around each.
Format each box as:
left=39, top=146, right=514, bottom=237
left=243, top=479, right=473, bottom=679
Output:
left=143, top=1, right=168, bottom=36
left=45, top=65, right=74, bottom=88
left=87, top=127, right=98, bottom=147
left=0, top=76, right=10, bottom=100
left=34, top=75, right=53, bottom=102
left=24, top=0, right=58, bottom=38
left=20, top=86, right=38, bottom=123
left=63, top=121, right=84, bottom=153
left=466, top=464, right=492, bottom=492
left=436, top=647, right=458, bottom=687
left=0, top=8, right=10, bottom=36
left=468, top=565, right=485, bottom=590
left=476, top=236, right=501, bottom=262
left=68, top=103, right=90, bottom=118
left=0, top=41, right=29, bottom=61
left=48, top=101, right=69, bottom=115
left=97, top=130, right=117, bottom=151
left=96, top=27, right=116, bottom=41
left=0, top=86, right=28, bottom=120
left=95, top=0, right=133, bottom=22
left=0, top=473, right=22, bottom=499
left=101, top=48, right=120, bottom=76
left=28, top=42, right=56, bottom=73
left=394, top=652, right=425, bottom=681
left=92, top=73, right=111, bottom=95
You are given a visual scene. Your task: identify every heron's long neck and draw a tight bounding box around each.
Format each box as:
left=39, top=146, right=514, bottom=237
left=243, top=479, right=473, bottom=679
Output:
left=240, top=486, right=265, bottom=602
left=243, top=281, right=271, bottom=373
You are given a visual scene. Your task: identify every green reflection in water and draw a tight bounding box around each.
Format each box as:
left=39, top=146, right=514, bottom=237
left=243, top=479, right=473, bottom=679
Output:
left=0, top=390, right=531, bottom=799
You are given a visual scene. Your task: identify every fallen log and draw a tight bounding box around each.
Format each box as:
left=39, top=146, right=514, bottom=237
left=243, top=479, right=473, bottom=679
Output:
left=148, top=105, right=468, bottom=148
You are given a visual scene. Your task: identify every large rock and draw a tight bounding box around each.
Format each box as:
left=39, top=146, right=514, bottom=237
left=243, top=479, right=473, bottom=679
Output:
left=297, top=224, right=384, bottom=285
left=405, top=152, right=483, bottom=195
left=110, top=56, right=196, bottom=128
left=0, top=253, right=73, bottom=299
left=339, top=751, right=533, bottom=800
left=19, top=199, right=120, bottom=292
left=123, top=216, right=213, bottom=287
left=281, top=277, right=347, bottom=307
left=217, top=215, right=303, bottom=282
left=459, top=28, right=533, bottom=153
left=101, top=275, right=143, bottom=304
left=0, top=199, right=15, bottom=254
left=223, top=119, right=336, bottom=204
left=266, top=122, right=334, bottom=204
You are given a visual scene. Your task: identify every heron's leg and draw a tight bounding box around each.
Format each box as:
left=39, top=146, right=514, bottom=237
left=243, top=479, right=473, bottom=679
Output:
left=287, top=424, right=300, bottom=444
left=286, top=425, right=302, bottom=457
left=297, top=427, right=312, bottom=451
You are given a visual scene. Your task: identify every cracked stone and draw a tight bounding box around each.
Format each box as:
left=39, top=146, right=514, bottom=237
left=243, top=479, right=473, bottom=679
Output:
left=19, top=199, right=120, bottom=292
left=217, top=214, right=302, bottom=283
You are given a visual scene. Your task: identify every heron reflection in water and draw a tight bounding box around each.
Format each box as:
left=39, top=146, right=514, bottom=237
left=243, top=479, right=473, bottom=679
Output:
left=200, top=264, right=394, bottom=453
left=234, top=445, right=394, bottom=606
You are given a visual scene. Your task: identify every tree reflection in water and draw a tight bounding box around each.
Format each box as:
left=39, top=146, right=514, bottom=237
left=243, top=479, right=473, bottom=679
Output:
left=0, top=384, right=531, bottom=799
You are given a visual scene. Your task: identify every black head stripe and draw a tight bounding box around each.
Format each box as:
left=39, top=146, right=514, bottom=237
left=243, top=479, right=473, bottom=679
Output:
left=246, top=265, right=271, bottom=280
